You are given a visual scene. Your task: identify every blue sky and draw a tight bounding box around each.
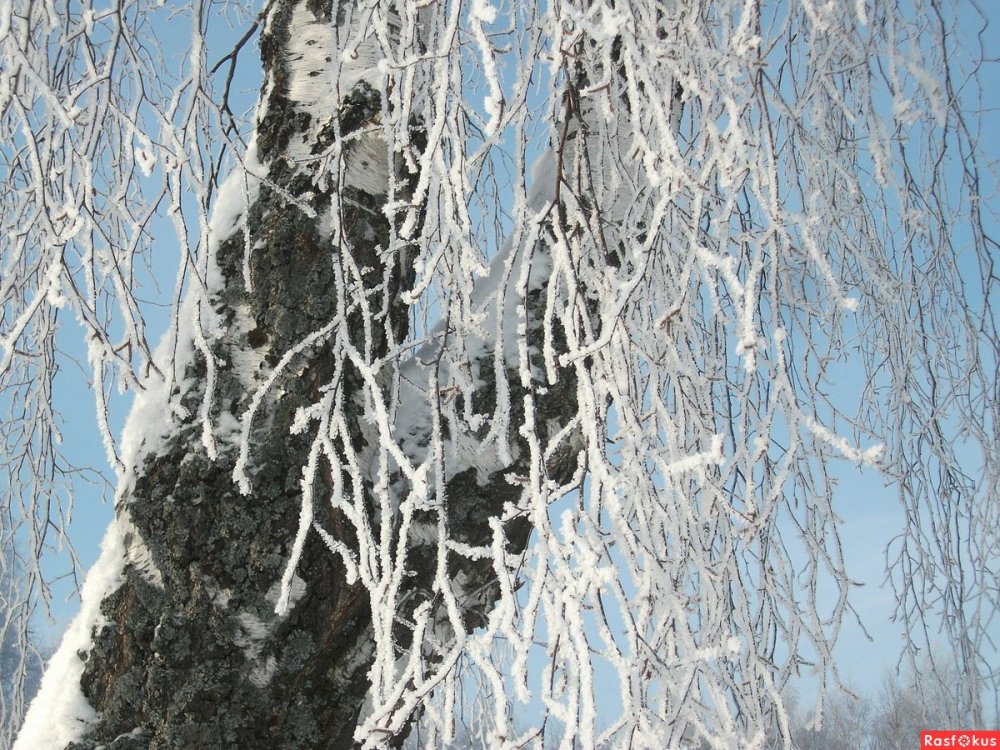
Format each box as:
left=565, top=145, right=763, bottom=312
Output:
left=34, top=0, right=1000, bottom=721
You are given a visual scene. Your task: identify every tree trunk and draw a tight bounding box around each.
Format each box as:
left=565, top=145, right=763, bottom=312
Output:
left=30, top=2, right=574, bottom=748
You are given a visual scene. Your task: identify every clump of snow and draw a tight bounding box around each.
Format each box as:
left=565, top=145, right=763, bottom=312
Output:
left=13, top=523, right=127, bottom=750
left=470, top=0, right=497, bottom=24
left=44, top=260, right=66, bottom=307
left=116, top=139, right=264, bottom=493
left=134, top=137, right=155, bottom=177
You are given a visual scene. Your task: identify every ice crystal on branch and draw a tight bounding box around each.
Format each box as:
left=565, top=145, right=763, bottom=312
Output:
left=2, top=0, right=997, bottom=748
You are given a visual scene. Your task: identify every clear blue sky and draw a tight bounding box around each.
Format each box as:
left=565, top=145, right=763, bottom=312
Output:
left=37, top=0, right=1000, bottom=719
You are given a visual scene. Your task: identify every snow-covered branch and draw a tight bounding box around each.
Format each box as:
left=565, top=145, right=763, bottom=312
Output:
left=3, top=1, right=997, bottom=748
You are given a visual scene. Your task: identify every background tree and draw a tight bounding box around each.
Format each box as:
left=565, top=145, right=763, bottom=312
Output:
left=786, top=691, right=873, bottom=750
left=782, top=660, right=995, bottom=750
left=2, top=0, right=997, bottom=748
left=0, top=551, right=44, bottom=750
left=868, top=659, right=984, bottom=750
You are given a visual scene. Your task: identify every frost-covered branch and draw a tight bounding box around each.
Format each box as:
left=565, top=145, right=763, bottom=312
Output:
left=4, top=0, right=998, bottom=749
left=1, top=1, right=262, bottom=741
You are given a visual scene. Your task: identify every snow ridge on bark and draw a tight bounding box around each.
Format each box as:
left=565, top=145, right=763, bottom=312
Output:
left=9, top=0, right=997, bottom=747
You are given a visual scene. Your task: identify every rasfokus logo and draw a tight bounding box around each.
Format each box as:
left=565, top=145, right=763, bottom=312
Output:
left=921, top=731, right=1000, bottom=747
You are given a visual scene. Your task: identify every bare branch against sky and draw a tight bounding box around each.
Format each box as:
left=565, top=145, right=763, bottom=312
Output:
left=1, top=1, right=997, bottom=747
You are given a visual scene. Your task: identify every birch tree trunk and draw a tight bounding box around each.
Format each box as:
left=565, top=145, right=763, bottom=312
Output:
left=10, top=0, right=997, bottom=747
left=20, top=2, right=562, bottom=747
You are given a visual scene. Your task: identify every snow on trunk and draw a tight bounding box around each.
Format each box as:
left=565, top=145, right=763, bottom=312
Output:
left=15, top=2, right=399, bottom=746
left=12, top=1, right=995, bottom=748
left=15, top=2, right=570, bottom=747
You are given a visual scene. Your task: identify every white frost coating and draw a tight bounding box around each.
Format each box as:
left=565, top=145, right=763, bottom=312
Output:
left=117, top=140, right=265, bottom=490
left=469, top=0, right=503, bottom=136
left=15, top=137, right=267, bottom=746
left=13, top=524, right=127, bottom=750
left=5, top=1, right=993, bottom=747
left=804, top=416, right=884, bottom=464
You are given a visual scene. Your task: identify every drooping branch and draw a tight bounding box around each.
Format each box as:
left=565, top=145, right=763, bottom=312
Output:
left=16, top=1, right=581, bottom=747
left=9, top=1, right=998, bottom=749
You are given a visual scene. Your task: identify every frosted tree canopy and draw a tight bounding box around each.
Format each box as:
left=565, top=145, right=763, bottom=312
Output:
left=2, top=0, right=997, bottom=747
